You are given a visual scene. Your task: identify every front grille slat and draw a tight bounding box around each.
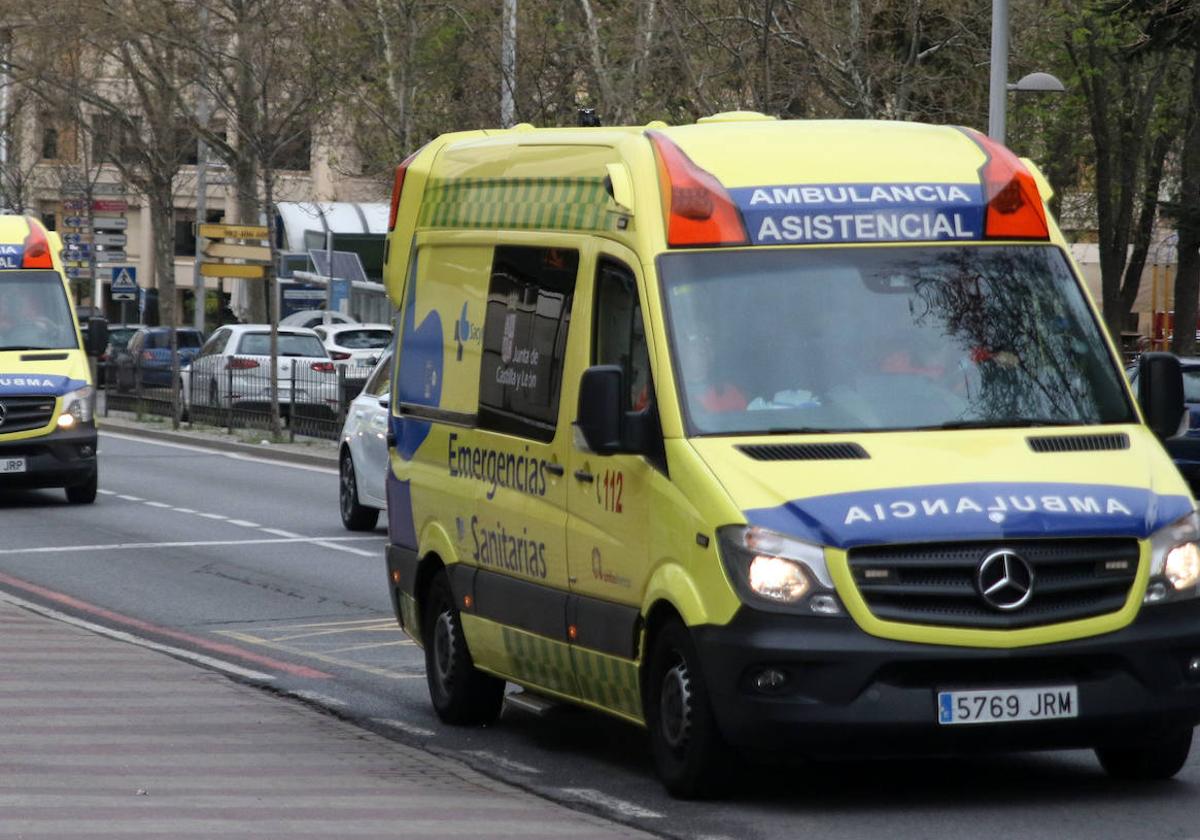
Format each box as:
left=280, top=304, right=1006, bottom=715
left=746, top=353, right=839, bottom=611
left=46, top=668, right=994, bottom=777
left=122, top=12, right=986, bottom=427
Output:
left=0, top=396, right=56, bottom=434
left=848, top=538, right=1139, bottom=630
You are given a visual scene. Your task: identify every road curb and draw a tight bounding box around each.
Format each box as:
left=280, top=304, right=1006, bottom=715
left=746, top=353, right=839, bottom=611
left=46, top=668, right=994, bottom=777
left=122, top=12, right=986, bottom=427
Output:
left=98, top=415, right=340, bottom=469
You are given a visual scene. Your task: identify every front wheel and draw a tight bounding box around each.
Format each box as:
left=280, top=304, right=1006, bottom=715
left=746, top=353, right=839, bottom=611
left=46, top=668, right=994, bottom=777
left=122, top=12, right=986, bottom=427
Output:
left=1096, top=727, right=1193, bottom=780
left=339, top=452, right=378, bottom=531
left=65, top=471, right=98, bottom=505
left=422, top=570, right=504, bottom=725
left=645, top=617, right=731, bottom=798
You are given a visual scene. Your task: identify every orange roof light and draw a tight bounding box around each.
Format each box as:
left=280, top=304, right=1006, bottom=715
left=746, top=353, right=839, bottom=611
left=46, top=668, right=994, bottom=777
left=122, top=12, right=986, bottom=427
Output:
left=647, top=130, right=748, bottom=248
left=387, top=149, right=421, bottom=232
left=22, top=223, right=53, bottom=269
left=964, top=129, right=1049, bottom=241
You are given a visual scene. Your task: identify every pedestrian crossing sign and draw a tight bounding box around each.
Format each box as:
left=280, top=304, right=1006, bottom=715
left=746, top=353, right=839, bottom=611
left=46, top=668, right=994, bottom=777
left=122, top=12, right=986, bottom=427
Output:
left=111, top=267, right=138, bottom=301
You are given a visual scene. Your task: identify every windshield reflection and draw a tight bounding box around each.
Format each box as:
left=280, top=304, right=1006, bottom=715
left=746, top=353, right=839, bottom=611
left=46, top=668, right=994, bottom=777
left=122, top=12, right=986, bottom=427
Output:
left=659, top=246, right=1133, bottom=435
left=0, top=271, right=78, bottom=351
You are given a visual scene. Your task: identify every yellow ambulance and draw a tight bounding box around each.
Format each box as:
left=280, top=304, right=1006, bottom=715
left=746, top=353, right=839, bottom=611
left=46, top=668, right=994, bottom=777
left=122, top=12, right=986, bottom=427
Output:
left=381, top=114, right=1199, bottom=796
left=0, top=215, right=106, bottom=503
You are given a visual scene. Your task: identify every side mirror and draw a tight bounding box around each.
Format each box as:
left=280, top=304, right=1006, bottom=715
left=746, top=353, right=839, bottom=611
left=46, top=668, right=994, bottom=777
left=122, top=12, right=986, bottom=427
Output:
left=85, top=317, right=108, bottom=357
left=576, top=366, right=625, bottom=455
left=1138, top=352, right=1186, bottom=440
left=378, top=393, right=390, bottom=409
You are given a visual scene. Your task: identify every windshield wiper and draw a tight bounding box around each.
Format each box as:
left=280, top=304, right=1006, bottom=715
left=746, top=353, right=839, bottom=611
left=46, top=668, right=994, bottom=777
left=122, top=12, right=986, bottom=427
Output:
left=933, top=418, right=1086, bottom=430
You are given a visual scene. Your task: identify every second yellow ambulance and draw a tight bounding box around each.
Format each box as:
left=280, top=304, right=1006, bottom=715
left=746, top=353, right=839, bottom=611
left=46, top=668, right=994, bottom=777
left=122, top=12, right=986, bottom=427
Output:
left=381, top=114, right=1200, bottom=796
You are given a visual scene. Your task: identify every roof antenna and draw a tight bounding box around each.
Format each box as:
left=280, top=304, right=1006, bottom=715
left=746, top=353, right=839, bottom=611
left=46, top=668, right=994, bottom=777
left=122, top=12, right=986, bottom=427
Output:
left=577, top=108, right=601, bottom=127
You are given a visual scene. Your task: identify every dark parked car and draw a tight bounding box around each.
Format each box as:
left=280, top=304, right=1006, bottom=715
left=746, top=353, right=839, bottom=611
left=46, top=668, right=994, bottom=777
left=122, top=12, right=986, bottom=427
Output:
left=1128, top=357, right=1200, bottom=494
left=114, top=326, right=204, bottom=391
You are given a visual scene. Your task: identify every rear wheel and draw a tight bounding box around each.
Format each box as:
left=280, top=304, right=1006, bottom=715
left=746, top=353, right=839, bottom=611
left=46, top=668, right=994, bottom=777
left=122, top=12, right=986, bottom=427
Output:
left=1096, top=727, right=1193, bottom=780
left=65, top=471, right=98, bottom=505
left=645, top=617, right=731, bottom=798
left=422, top=570, right=504, bottom=725
left=339, top=451, right=378, bottom=531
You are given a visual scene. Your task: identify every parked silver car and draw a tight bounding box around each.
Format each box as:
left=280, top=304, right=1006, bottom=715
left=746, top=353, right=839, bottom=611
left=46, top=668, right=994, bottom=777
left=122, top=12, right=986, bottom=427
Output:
left=338, top=352, right=391, bottom=530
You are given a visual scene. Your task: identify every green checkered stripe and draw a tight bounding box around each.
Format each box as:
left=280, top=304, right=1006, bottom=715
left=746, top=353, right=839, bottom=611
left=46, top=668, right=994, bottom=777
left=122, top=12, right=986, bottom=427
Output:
left=571, top=645, right=642, bottom=720
left=399, top=592, right=421, bottom=646
left=419, top=177, right=615, bottom=232
left=499, top=625, right=642, bottom=720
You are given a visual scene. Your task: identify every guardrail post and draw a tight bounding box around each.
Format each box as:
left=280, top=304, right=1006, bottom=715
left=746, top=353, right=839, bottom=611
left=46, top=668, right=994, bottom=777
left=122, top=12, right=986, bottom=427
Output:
left=102, top=360, right=110, bottom=417
left=226, top=366, right=234, bottom=434
left=134, top=355, right=144, bottom=418
left=289, top=364, right=297, bottom=443
left=336, top=366, right=347, bottom=432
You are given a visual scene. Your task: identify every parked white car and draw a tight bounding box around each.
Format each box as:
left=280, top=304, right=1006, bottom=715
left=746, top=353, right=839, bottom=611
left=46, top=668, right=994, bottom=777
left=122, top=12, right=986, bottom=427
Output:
left=313, top=322, right=392, bottom=368
left=183, top=324, right=339, bottom=416
left=338, top=351, right=392, bottom=530
left=279, top=309, right=359, bottom=329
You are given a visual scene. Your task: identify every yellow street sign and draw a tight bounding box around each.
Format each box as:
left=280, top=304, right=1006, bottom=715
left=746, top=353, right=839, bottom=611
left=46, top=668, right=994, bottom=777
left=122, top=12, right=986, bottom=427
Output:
left=198, top=223, right=269, bottom=241
left=204, top=241, right=273, bottom=262
left=199, top=262, right=267, bottom=279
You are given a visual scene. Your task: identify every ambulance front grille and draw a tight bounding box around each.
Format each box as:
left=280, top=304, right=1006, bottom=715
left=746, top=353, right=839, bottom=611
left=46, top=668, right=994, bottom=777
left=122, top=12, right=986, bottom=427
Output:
left=0, top=396, right=57, bottom=434
left=847, top=538, right=1139, bottom=630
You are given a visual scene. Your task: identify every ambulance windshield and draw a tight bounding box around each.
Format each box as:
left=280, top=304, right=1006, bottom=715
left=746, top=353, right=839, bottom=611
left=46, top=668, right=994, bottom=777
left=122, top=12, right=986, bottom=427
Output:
left=659, top=245, right=1135, bottom=435
left=0, top=271, right=78, bottom=351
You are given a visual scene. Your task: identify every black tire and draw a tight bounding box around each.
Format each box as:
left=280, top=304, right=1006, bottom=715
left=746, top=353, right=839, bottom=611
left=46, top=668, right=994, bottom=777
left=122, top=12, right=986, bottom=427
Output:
left=65, top=471, right=98, bottom=505
left=422, top=570, right=504, bottom=725
left=339, top=451, right=379, bottom=531
left=1096, top=727, right=1193, bottom=780
left=644, top=617, right=731, bottom=798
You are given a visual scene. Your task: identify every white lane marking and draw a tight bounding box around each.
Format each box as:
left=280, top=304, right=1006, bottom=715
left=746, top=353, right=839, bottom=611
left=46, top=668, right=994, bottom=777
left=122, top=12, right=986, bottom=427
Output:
left=290, top=689, right=347, bottom=707
left=0, top=590, right=275, bottom=682
left=228, top=520, right=261, bottom=528
left=558, top=789, right=663, bottom=819
left=261, top=528, right=300, bottom=538
left=198, top=512, right=228, bottom=520
left=172, top=507, right=197, bottom=514
left=98, top=489, right=116, bottom=496
left=100, top=431, right=338, bottom=475
left=307, top=539, right=379, bottom=558
left=0, top=536, right=385, bottom=556
left=144, top=501, right=171, bottom=509
left=116, top=494, right=144, bottom=502
left=460, top=750, right=541, bottom=775
left=371, top=718, right=435, bottom=738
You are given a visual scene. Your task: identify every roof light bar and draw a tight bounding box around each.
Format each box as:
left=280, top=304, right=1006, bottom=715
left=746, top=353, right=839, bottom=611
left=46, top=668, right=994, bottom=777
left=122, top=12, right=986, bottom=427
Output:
left=387, top=149, right=421, bottom=232
left=22, top=223, right=53, bottom=269
left=647, top=130, right=748, bottom=248
left=963, top=129, right=1049, bottom=241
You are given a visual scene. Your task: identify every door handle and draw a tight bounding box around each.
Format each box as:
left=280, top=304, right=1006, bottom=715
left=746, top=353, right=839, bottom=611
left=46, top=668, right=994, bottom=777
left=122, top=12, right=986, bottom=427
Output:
left=544, top=463, right=565, bottom=477
left=573, top=469, right=594, bottom=483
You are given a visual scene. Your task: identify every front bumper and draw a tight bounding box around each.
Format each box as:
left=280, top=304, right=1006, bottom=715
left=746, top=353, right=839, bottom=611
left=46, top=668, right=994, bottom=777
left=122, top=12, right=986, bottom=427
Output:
left=694, top=600, right=1200, bottom=756
left=0, top=423, right=98, bottom=490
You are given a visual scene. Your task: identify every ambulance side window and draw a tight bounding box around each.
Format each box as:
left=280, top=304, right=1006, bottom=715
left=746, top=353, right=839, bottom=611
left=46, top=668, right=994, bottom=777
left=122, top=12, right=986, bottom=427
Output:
left=477, top=246, right=578, bottom=442
left=593, top=260, right=652, bottom=412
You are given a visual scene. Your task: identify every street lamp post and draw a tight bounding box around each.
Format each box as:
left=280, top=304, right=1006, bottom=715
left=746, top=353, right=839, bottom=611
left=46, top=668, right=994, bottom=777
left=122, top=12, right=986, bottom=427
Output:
left=988, top=0, right=1065, bottom=145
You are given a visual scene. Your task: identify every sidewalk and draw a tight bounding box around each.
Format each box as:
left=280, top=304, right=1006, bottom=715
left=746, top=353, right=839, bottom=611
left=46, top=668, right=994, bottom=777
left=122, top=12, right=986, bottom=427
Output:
left=0, top=595, right=656, bottom=839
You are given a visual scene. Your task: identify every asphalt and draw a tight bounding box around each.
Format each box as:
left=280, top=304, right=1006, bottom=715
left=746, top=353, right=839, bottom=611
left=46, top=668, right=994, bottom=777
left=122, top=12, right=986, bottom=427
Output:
left=0, top=412, right=655, bottom=839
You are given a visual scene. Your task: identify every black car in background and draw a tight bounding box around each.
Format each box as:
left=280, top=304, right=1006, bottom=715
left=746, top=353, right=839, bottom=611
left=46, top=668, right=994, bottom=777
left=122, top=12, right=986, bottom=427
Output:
left=1128, top=357, right=1200, bottom=495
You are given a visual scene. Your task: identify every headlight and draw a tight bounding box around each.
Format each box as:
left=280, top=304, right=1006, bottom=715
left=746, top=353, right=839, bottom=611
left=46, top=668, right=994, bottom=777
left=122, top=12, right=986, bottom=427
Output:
left=717, top=525, right=843, bottom=616
left=1146, top=511, right=1200, bottom=604
left=57, top=386, right=94, bottom=429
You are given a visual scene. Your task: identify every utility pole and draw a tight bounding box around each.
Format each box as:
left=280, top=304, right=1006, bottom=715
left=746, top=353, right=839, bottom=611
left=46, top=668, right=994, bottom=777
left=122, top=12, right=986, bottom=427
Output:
left=192, top=4, right=211, bottom=334
left=988, top=0, right=1009, bottom=143
left=500, top=0, right=516, bottom=127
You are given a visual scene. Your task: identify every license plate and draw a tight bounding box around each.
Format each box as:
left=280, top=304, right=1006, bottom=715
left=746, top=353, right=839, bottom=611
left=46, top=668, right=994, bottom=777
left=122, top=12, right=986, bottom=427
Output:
left=937, top=686, right=1078, bottom=725
left=0, top=458, right=26, bottom=473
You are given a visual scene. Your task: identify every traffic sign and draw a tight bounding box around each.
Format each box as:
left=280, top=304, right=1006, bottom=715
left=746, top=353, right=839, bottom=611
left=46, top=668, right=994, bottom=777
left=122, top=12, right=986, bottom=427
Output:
left=199, top=262, right=266, bottom=279
left=94, top=233, right=127, bottom=248
left=65, top=244, right=93, bottom=259
left=111, top=266, right=138, bottom=301
left=63, top=216, right=89, bottom=228
left=92, top=199, right=128, bottom=213
left=199, top=223, right=268, bottom=241
left=65, top=267, right=93, bottom=280
left=92, top=216, right=128, bottom=230
left=62, top=199, right=87, bottom=211
left=204, top=241, right=272, bottom=262
left=62, top=232, right=91, bottom=246
left=96, top=251, right=127, bottom=264
left=91, top=183, right=125, bottom=196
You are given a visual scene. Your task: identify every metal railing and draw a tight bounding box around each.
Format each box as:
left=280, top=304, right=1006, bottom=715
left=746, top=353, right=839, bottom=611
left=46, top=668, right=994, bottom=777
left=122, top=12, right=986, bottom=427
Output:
left=103, top=356, right=372, bottom=441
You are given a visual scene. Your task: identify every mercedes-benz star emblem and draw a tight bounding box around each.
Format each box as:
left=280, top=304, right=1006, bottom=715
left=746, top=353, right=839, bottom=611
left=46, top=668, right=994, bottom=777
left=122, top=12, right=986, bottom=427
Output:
left=0, top=402, right=7, bottom=429
left=976, top=549, right=1035, bottom=611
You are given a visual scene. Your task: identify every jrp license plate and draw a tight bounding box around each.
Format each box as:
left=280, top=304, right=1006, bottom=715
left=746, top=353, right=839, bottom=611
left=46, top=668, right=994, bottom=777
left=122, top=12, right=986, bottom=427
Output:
left=0, top=457, right=26, bottom=473
left=937, top=686, right=1078, bottom=725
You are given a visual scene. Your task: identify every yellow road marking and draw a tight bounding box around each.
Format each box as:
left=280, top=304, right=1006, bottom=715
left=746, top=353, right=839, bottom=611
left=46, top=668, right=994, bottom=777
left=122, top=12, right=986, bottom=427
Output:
left=325, top=640, right=414, bottom=654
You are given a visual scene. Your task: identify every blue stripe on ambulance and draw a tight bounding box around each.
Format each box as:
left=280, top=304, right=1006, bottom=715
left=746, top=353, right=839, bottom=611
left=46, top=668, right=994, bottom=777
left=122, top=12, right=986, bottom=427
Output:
left=728, top=183, right=986, bottom=246
left=0, top=375, right=87, bottom=397
left=0, top=244, right=24, bottom=269
left=388, top=252, right=443, bottom=551
left=743, top=482, right=1195, bottom=549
